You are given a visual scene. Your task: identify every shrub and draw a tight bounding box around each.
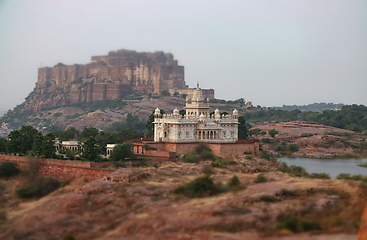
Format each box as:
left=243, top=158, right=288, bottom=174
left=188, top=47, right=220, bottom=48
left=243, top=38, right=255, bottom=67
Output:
left=199, top=150, right=215, bottom=160
left=260, top=151, right=276, bottom=161
left=31, top=177, right=60, bottom=197
left=336, top=173, right=367, bottom=182
left=278, top=162, right=308, bottom=177
left=201, top=164, right=214, bottom=175
left=182, top=153, right=200, bottom=163
left=277, top=188, right=299, bottom=198
left=53, top=112, right=62, bottom=117
left=301, top=133, right=314, bottom=137
left=268, top=129, right=279, bottom=138
left=228, top=175, right=240, bottom=186
left=254, top=173, right=267, bottom=183
left=261, top=138, right=272, bottom=144
left=211, top=156, right=228, bottom=168
left=16, top=186, right=34, bottom=198
left=153, top=163, right=159, bottom=168
left=0, top=162, right=19, bottom=178
left=260, top=194, right=278, bottom=202
left=325, top=131, right=351, bottom=137
left=174, top=176, right=220, bottom=198
left=16, top=177, right=60, bottom=198
left=308, top=173, right=331, bottom=179
left=196, top=143, right=215, bottom=160
left=276, top=217, right=321, bottom=233
left=288, top=144, right=299, bottom=152
left=63, top=236, right=76, bottom=240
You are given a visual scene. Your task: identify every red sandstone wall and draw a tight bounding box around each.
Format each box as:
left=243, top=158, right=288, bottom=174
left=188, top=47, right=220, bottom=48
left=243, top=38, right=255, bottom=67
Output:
left=0, top=155, right=113, bottom=182
left=133, top=145, right=175, bottom=161
left=38, top=165, right=112, bottom=182
left=145, top=141, right=259, bottom=158
left=209, top=143, right=256, bottom=158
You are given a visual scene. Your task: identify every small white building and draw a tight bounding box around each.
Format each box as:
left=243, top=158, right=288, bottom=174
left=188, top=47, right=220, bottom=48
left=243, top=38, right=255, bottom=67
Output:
left=54, top=140, right=80, bottom=152
left=154, top=83, right=239, bottom=143
left=106, top=144, right=116, bottom=157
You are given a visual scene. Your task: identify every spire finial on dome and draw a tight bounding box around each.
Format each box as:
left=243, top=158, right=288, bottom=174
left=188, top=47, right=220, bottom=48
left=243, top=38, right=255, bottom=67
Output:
left=197, top=82, right=199, bottom=89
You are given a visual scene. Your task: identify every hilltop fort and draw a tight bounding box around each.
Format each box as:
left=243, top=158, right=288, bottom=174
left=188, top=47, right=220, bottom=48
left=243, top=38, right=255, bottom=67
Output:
left=21, top=49, right=214, bottom=111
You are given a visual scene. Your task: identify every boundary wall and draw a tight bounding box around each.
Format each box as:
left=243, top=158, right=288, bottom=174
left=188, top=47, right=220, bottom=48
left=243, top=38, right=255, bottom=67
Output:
left=0, top=155, right=113, bottom=182
left=133, top=144, right=176, bottom=161
left=146, top=139, right=260, bottom=158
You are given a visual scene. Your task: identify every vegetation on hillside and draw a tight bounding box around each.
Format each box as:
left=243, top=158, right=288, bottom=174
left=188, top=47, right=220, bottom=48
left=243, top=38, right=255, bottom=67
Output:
left=275, top=102, right=344, bottom=112
left=1, top=125, right=141, bottom=162
left=243, top=104, right=367, bottom=133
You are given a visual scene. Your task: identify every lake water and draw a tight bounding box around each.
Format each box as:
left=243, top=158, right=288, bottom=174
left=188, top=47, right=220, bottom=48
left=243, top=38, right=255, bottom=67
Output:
left=278, top=157, right=367, bottom=179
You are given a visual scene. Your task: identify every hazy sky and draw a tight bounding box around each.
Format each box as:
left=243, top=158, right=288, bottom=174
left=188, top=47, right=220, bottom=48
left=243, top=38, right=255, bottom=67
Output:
left=0, top=0, right=366, bottom=111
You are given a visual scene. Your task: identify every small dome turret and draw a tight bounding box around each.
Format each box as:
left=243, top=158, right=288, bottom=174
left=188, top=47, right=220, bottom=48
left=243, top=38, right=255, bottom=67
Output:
left=154, top=107, right=161, bottom=116
left=215, top=108, right=221, bottom=120
left=173, top=108, right=179, bottom=116
left=199, top=113, right=206, bottom=122
left=233, top=108, right=238, bottom=118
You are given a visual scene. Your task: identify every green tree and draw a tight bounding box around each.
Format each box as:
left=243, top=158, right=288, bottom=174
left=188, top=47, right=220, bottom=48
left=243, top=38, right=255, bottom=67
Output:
left=43, top=133, right=56, bottom=158
left=249, top=128, right=262, bottom=136
left=32, top=132, right=56, bottom=158
left=19, top=126, right=39, bottom=155
left=179, top=109, right=186, bottom=116
left=268, top=129, right=279, bottom=138
left=8, top=126, right=39, bottom=155
left=78, top=127, right=99, bottom=141
left=0, top=138, right=7, bottom=153
left=59, top=128, right=78, bottom=141
left=31, top=132, right=44, bottom=157
left=116, top=128, right=143, bottom=142
left=95, top=131, right=118, bottom=155
left=238, top=116, right=249, bottom=139
left=7, top=130, right=21, bottom=154
left=173, top=92, right=179, bottom=97
left=181, top=94, right=188, bottom=99
left=235, top=98, right=245, bottom=105
left=81, top=137, right=99, bottom=161
left=109, top=142, right=135, bottom=161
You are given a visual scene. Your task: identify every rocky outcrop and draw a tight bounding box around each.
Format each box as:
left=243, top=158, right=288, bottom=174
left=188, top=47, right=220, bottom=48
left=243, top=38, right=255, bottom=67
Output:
left=21, top=49, right=186, bottom=112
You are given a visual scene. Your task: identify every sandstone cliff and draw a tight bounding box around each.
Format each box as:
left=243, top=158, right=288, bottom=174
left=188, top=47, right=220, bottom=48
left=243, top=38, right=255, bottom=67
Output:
left=21, top=49, right=186, bottom=112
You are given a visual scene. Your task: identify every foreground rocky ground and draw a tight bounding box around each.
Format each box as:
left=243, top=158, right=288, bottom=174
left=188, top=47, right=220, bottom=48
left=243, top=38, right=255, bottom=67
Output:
left=0, top=156, right=366, bottom=240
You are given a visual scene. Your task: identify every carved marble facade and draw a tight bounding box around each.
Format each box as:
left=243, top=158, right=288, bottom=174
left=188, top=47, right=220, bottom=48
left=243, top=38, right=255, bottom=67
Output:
left=154, top=83, right=239, bottom=143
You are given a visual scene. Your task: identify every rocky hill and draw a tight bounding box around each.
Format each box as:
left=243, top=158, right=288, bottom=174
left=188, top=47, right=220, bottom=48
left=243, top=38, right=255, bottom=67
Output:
left=17, top=49, right=186, bottom=113
left=1, top=95, right=249, bottom=131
